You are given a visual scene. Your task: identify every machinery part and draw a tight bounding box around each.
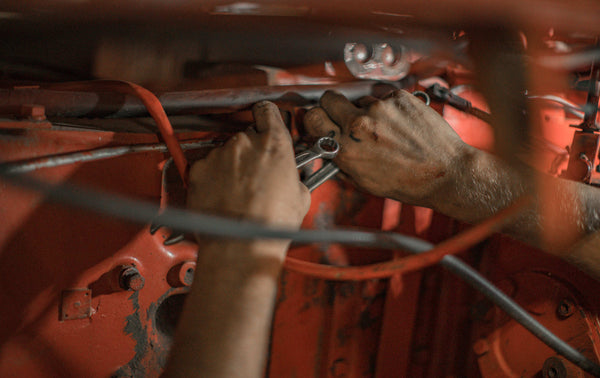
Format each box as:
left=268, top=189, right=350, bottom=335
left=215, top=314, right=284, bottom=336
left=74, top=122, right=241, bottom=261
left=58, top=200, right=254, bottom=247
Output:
left=0, top=140, right=216, bottom=174
left=59, top=289, right=92, bottom=321
left=528, top=95, right=585, bottom=118
left=442, top=256, right=600, bottom=377
left=562, top=131, right=600, bottom=184
left=562, top=59, right=600, bottom=184
left=2, top=173, right=600, bottom=376
left=178, top=262, right=196, bottom=287
left=427, top=83, right=493, bottom=124
left=411, top=90, right=430, bottom=106
left=542, top=356, right=578, bottom=378
left=119, top=266, right=145, bottom=291
left=302, top=161, right=340, bottom=192
left=0, top=82, right=384, bottom=118
left=578, top=57, right=600, bottom=132
left=556, top=299, right=576, bottom=319
left=43, top=80, right=190, bottom=184
left=295, top=136, right=339, bottom=169
left=343, top=43, right=411, bottom=81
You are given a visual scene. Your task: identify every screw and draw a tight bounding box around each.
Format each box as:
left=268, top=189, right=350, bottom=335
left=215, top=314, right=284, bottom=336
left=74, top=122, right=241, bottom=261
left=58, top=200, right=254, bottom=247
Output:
left=556, top=299, right=575, bottom=319
left=119, top=266, right=145, bottom=291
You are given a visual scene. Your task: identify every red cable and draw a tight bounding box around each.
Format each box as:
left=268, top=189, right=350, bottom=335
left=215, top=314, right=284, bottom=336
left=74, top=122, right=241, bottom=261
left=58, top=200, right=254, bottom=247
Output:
left=44, top=80, right=189, bottom=185
left=283, top=196, right=531, bottom=280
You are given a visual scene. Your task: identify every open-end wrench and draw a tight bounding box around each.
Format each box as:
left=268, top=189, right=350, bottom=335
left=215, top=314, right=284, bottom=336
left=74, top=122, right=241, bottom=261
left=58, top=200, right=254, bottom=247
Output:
left=295, top=136, right=339, bottom=169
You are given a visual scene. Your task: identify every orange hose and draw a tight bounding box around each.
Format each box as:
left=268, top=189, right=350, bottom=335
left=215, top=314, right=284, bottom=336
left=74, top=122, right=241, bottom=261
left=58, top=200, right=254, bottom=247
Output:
left=283, top=196, right=531, bottom=280
left=44, top=80, right=189, bottom=185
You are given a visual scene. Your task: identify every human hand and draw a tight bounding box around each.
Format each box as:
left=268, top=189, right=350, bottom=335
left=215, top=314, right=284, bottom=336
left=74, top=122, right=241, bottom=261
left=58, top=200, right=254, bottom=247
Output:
left=303, top=90, right=471, bottom=207
left=187, top=101, right=310, bottom=242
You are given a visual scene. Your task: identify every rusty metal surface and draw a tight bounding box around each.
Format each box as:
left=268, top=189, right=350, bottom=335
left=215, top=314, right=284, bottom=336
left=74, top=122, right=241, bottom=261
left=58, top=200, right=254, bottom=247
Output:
left=2, top=83, right=600, bottom=376
left=2, top=19, right=600, bottom=376
left=472, top=238, right=600, bottom=377
left=60, top=289, right=92, bottom=321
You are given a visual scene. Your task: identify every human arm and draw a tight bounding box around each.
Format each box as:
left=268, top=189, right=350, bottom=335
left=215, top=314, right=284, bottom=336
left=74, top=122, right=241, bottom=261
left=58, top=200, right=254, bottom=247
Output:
left=303, top=90, right=600, bottom=277
left=163, top=101, right=310, bottom=377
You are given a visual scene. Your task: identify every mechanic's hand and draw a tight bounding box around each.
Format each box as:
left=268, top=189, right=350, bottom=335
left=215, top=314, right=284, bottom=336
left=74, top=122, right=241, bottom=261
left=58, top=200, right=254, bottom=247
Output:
left=303, top=90, right=470, bottom=207
left=188, top=101, right=311, bottom=230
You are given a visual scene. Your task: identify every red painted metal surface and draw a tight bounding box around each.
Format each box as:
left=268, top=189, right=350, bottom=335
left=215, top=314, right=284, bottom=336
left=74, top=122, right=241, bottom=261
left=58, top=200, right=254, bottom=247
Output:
left=1, top=84, right=599, bottom=377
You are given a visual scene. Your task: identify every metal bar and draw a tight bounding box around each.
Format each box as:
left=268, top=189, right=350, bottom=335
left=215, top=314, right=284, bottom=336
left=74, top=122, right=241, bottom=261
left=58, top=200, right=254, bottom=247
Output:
left=0, top=82, right=381, bottom=118
left=0, top=140, right=216, bottom=174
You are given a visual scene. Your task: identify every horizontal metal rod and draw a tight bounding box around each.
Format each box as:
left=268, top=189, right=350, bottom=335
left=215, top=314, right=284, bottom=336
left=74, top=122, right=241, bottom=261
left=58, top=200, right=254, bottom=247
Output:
left=0, top=140, right=216, bottom=174
left=1, top=82, right=385, bottom=118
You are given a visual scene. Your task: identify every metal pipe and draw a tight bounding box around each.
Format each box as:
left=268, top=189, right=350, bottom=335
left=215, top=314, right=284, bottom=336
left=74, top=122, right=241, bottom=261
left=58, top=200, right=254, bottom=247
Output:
left=1, top=82, right=382, bottom=118
left=0, top=140, right=216, bottom=174
left=43, top=80, right=191, bottom=185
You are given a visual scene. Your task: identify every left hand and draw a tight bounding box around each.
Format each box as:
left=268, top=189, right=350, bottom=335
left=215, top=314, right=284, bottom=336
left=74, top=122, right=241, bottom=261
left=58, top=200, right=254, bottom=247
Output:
left=187, top=101, right=311, bottom=253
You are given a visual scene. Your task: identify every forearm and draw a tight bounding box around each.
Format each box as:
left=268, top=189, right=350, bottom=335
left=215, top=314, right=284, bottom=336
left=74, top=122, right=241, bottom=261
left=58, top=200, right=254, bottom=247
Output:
left=163, top=240, right=287, bottom=378
left=431, top=146, right=600, bottom=267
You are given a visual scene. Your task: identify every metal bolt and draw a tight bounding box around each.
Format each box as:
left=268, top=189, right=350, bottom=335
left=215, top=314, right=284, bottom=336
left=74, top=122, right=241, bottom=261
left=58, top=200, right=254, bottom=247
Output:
left=350, top=43, right=370, bottom=64
left=381, top=44, right=396, bottom=66
left=542, top=357, right=568, bottom=378
left=119, top=266, right=145, bottom=291
left=556, top=299, right=575, bottom=319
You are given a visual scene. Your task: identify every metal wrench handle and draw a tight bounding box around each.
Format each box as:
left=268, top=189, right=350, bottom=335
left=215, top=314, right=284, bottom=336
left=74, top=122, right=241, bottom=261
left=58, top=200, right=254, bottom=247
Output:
left=295, top=136, right=339, bottom=169
left=302, top=161, right=340, bottom=192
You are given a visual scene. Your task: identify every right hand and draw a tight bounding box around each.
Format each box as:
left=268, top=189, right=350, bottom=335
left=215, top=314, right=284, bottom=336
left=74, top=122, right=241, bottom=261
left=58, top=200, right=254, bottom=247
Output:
left=303, top=90, right=471, bottom=207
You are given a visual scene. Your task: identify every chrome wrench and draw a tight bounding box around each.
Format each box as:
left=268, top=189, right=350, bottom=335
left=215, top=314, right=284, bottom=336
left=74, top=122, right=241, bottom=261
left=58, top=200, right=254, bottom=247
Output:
left=295, top=136, right=340, bottom=192
left=295, top=136, right=339, bottom=169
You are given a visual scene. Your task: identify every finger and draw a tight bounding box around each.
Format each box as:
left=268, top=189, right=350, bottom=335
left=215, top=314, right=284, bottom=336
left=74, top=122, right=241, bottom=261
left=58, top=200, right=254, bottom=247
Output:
left=298, top=182, right=312, bottom=214
left=356, top=96, right=380, bottom=109
left=320, top=90, right=363, bottom=129
left=252, top=101, right=286, bottom=135
left=382, top=89, right=421, bottom=110
left=303, top=107, right=341, bottom=139
left=245, top=123, right=258, bottom=134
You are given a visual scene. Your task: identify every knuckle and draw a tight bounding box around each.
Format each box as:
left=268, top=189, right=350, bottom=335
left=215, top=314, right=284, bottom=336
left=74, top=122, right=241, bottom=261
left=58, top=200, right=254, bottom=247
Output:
left=254, top=100, right=276, bottom=112
left=337, top=143, right=355, bottom=161
left=349, top=115, right=372, bottom=132
left=369, top=99, right=385, bottom=112
left=320, top=90, right=341, bottom=106
left=304, top=108, right=325, bottom=129
left=225, top=132, right=250, bottom=151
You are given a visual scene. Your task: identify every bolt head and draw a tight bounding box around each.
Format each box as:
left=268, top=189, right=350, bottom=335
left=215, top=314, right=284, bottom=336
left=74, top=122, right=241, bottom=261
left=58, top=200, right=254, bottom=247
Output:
left=351, top=44, right=369, bottom=63
left=119, top=266, right=145, bottom=291
left=556, top=299, right=575, bottom=319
